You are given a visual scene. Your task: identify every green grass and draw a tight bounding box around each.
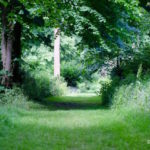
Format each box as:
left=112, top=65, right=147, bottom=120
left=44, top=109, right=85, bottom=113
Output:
left=0, top=96, right=150, bottom=150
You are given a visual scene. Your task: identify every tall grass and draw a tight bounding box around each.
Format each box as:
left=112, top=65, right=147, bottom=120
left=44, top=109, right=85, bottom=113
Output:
left=112, top=76, right=150, bottom=110
left=100, top=74, right=150, bottom=110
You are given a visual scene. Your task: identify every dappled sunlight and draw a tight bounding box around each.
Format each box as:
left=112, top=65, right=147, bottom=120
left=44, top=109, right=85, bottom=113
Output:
left=65, top=92, right=97, bottom=97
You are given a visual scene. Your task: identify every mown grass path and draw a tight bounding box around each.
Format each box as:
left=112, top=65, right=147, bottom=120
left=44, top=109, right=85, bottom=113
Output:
left=0, top=96, right=150, bottom=150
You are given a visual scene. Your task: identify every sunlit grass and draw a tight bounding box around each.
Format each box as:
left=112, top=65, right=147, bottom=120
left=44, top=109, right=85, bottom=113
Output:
left=0, top=97, right=150, bottom=150
left=65, top=92, right=97, bottom=97
left=48, top=96, right=101, bottom=103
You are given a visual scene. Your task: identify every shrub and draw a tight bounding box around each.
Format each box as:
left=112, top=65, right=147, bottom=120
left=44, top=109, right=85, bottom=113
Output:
left=23, top=70, right=50, bottom=101
left=99, top=77, right=120, bottom=106
left=49, top=77, right=68, bottom=96
left=23, top=70, right=67, bottom=101
left=77, top=82, right=90, bottom=93
left=0, top=87, right=29, bottom=108
left=99, top=70, right=138, bottom=106
left=77, top=80, right=100, bottom=93
left=61, top=61, right=81, bottom=87
left=0, top=70, right=10, bottom=92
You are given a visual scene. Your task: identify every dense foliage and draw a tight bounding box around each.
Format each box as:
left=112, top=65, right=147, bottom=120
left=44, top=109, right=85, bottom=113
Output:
left=0, top=0, right=150, bottom=108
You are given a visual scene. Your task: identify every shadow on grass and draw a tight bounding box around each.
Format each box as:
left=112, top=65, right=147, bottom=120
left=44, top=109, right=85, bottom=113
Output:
left=36, top=96, right=108, bottom=111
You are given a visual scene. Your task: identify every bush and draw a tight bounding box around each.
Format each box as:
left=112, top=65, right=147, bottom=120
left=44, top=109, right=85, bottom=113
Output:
left=61, top=61, right=81, bottom=87
left=99, top=77, right=120, bottom=106
left=49, top=77, right=68, bottom=96
left=77, top=82, right=90, bottom=93
left=0, top=87, right=29, bottom=108
left=23, top=70, right=50, bottom=100
left=23, top=70, right=67, bottom=101
left=77, top=80, right=100, bottom=93
left=0, top=70, right=10, bottom=92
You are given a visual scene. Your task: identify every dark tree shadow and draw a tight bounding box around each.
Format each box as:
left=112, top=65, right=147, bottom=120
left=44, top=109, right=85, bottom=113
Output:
left=29, top=96, right=107, bottom=111
left=44, top=101, right=105, bottom=110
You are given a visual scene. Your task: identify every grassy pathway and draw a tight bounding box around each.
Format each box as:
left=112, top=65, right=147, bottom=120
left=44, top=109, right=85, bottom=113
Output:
left=0, top=96, right=150, bottom=150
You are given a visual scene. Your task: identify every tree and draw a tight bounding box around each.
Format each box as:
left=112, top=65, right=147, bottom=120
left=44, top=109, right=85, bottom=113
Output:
left=0, top=0, right=52, bottom=87
left=0, top=0, right=23, bottom=87
left=0, top=0, right=145, bottom=87
left=73, top=0, right=144, bottom=74
left=0, top=0, right=72, bottom=86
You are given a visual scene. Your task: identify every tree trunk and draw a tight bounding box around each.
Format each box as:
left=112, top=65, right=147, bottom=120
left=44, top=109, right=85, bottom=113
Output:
left=12, top=23, right=22, bottom=83
left=1, top=11, right=7, bottom=72
left=5, top=37, right=13, bottom=87
left=1, top=11, right=14, bottom=88
left=54, top=28, right=60, bottom=77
